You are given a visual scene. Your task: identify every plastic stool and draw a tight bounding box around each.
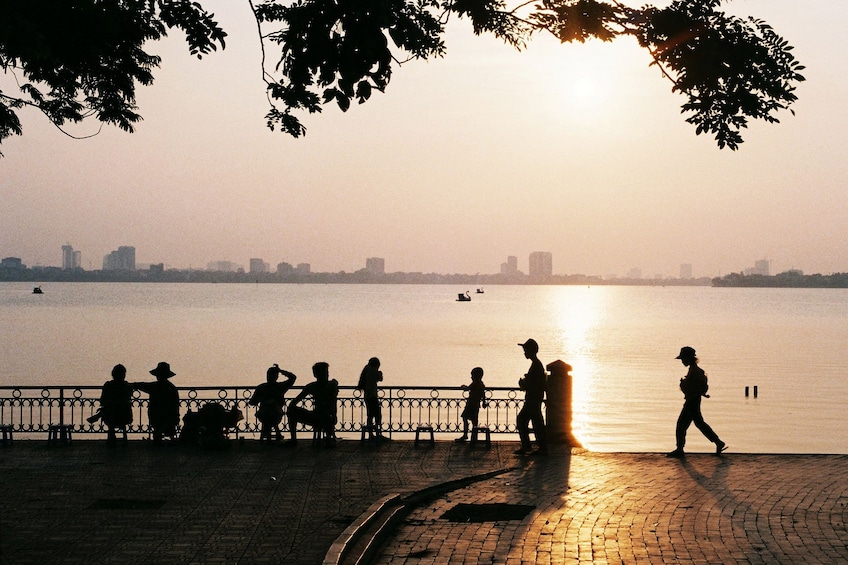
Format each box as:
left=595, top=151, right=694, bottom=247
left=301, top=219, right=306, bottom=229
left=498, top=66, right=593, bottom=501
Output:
left=0, top=425, right=13, bottom=446
left=470, top=425, right=491, bottom=447
left=48, top=424, right=73, bottom=445
left=414, top=425, right=435, bottom=446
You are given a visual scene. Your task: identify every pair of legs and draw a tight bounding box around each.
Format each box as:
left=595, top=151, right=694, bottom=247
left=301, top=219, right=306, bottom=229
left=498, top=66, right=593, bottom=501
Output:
left=364, top=397, right=383, bottom=438
left=287, top=406, right=335, bottom=443
left=516, top=402, right=547, bottom=453
left=104, top=424, right=128, bottom=446
left=258, top=419, right=283, bottom=442
left=456, top=412, right=478, bottom=441
left=671, top=399, right=725, bottom=455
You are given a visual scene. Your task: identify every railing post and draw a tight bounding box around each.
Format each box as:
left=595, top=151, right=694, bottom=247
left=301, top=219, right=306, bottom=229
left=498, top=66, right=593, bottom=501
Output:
left=545, top=360, right=581, bottom=447
left=59, top=387, right=65, bottom=427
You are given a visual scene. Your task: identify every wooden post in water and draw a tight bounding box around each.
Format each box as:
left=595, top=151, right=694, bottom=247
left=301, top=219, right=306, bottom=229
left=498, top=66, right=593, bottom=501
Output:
left=545, top=360, right=581, bottom=447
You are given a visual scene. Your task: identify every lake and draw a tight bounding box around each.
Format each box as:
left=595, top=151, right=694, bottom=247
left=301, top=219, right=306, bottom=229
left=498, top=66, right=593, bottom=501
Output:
left=2, top=282, right=846, bottom=453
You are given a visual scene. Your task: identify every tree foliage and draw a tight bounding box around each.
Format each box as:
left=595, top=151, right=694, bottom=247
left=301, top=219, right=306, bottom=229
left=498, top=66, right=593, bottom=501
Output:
left=0, top=0, right=804, bottom=153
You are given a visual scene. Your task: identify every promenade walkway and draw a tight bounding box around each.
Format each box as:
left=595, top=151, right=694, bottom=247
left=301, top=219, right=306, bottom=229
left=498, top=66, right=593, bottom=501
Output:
left=1, top=440, right=847, bottom=564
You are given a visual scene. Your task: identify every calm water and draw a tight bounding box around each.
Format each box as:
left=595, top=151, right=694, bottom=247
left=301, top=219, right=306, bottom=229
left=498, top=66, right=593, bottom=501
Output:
left=2, top=282, right=847, bottom=453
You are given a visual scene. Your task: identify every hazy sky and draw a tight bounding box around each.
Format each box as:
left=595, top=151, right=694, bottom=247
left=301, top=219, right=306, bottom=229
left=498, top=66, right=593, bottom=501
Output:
left=1, top=0, right=846, bottom=278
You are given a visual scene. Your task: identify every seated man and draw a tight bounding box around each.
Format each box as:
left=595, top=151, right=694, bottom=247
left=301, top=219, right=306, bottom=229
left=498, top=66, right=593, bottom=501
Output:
left=286, top=362, right=339, bottom=446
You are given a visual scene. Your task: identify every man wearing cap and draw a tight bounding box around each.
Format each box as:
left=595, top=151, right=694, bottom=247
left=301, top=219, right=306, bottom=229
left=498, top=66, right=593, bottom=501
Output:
left=134, top=362, right=181, bottom=444
left=667, top=346, right=726, bottom=457
left=516, top=338, right=548, bottom=456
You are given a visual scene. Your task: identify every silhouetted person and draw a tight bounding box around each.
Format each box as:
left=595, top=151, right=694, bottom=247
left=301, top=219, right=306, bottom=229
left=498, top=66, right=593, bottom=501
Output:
left=358, top=357, right=384, bottom=440
left=286, top=362, right=338, bottom=446
left=180, top=402, right=243, bottom=449
left=88, top=363, right=133, bottom=446
left=455, top=367, right=486, bottom=442
left=515, top=339, right=548, bottom=456
left=667, top=346, right=727, bottom=457
left=249, top=364, right=297, bottom=443
left=134, top=362, right=180, bottom=444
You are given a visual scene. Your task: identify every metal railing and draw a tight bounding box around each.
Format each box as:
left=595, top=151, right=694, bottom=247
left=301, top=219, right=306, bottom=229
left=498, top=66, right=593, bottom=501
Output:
left=0, top=385, right=527, bottom=439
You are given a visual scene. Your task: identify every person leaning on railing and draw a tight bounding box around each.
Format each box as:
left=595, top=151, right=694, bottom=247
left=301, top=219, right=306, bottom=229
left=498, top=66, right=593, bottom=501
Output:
left=133, top=362, right=180, bottom=444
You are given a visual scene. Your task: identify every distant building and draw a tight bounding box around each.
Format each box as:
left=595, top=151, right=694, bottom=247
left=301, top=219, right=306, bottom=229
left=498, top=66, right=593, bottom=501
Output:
left=249, top=258, right=269, bottom=274
left=529, top=252, right=552, bottom=278
left=1, top=257, right=25, bottom=270
left=500, top=255, right=519, bottom=275
left=679, top=263, right=693, bottom=280
left=277, top=262, right=294, bottom=275
left=207, top=260, right=240, bottom=272
left=149, top=263, right=165, bottom=273
left=295, top=263, right=311, bottom=275
left=744, top=259, right=770, bottom=276
left=365, top=257, right=385, bottom=275
left=62, top=244, right=81, bottom=270
left=102, top=246, right=135, bottom=270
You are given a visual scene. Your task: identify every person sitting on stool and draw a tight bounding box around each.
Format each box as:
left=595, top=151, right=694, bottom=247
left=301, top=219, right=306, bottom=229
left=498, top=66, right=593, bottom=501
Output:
left=285, top=362, right=338, bottom=446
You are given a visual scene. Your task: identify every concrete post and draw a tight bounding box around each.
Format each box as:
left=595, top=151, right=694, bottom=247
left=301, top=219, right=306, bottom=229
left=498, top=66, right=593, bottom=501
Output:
left=545, top=360, right=581, bottom=447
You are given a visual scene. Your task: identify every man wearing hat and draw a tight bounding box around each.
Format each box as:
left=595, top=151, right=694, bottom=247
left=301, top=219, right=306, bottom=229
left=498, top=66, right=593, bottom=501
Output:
left=134, top=362, right=181, bottom=444
left=667, top=346, right=726, bottom=457
left=516, top=339, right=548, bottom=456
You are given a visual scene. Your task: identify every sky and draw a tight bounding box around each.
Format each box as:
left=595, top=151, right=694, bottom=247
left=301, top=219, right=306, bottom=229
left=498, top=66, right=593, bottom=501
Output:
left=1, top=0, right=846, bottom=279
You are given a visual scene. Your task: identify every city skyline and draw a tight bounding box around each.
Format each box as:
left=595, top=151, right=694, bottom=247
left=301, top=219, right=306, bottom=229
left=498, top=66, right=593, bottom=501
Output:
left=1, top=244, right=796, bottom=280
left=2, top=1, right=846, bottom=279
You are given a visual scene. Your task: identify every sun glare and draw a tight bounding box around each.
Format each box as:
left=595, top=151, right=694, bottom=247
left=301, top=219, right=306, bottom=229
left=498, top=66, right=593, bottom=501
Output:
left=551, top=287, right=606, bottom=450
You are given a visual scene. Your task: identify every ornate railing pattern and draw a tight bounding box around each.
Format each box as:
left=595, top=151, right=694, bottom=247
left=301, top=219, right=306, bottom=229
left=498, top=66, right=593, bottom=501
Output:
left=0, top=385, right=527, bottom=438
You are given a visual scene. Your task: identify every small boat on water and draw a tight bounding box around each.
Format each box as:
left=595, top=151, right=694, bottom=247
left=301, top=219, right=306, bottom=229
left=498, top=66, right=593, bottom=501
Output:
left=32, top=286, right=43, bottom=294
left=456, top=291, right=471, bottom=302
left=476, top=288, right=484, bottom=294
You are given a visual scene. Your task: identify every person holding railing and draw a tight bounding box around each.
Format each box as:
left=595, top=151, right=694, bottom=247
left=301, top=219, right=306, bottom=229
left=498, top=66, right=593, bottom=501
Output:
left=358, top=357, right=385, bottom=441
left=249, top=364, right=297, bottom=443
left=88, top=363, right=133, bottom=446
left=455, top=367, right=486, bottom=442
left=133, top=362, right=180, bottom=444
left=286, top=362, right=338, bottom=446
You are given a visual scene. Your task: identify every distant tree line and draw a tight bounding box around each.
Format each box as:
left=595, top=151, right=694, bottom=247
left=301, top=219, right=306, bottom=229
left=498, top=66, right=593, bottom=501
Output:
left=0, top=265, right=712, bottom=286
left=712, top=272, right=848, bottom=288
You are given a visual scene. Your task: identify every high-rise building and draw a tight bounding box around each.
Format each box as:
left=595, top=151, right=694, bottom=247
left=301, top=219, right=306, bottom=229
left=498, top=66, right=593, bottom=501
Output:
left=277, top=262, right=294, bottom=275
left=744, top=259, right=770, bottom=276
left=62, top=244, right=80, bottom=270
left=295, top=263, right=311, bottom=274
left=249, top=258, right=269, bottom=273
left=500, top=255, right=519, bottom=275
left=365, top=257, right=385, bottom=275
left=528, top=252, right=552, bottom=278
left=102, top=246, right=135, bottom=270
left=679, top=263, right=693, bottom=280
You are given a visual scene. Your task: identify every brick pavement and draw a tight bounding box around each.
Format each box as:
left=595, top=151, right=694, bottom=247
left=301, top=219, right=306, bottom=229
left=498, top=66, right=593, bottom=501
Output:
left=0, top=439, right=512, bottom=565
left=374, top=447, right=848, bottom=564
left=2, top=441, right=848, bottom=565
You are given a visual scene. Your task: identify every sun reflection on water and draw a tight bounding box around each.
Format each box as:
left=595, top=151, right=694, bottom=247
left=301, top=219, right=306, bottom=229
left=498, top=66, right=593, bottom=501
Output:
left=548, top=287, right=607, bottom=450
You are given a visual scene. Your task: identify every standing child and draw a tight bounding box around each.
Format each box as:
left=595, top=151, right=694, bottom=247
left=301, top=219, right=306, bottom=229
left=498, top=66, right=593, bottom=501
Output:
left=455, top=367, right=486, bottom=442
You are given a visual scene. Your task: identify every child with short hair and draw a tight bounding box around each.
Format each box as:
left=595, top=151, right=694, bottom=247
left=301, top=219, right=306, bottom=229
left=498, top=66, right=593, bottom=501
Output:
left=455, top=367, right=486, bottom=442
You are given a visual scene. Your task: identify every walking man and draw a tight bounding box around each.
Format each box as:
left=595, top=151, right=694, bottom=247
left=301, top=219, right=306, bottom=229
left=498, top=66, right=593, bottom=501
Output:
left=667, top=346, right=727, bottom=457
